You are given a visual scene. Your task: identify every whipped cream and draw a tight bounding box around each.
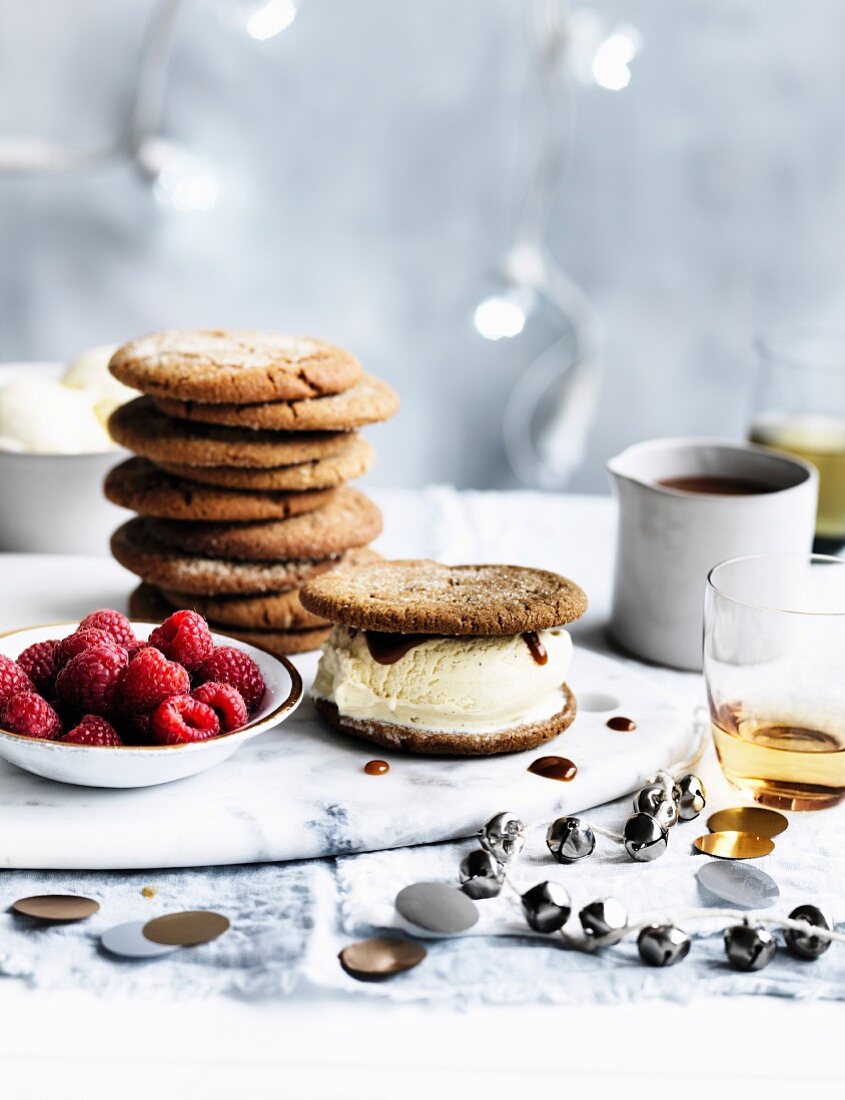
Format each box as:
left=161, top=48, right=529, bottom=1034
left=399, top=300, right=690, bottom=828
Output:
left=312, top=626, right=573, bottom=734
left=61, top=343, right=135, bottom=425
left=0, top=344, right=135, bottom=455
left=0, top=378, right=112, bottom=454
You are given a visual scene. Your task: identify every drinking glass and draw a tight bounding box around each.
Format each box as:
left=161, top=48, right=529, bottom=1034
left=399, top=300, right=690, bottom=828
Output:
left=704, top=553, right=845, bottom=810
left=749, top=328, right=845, bottom=553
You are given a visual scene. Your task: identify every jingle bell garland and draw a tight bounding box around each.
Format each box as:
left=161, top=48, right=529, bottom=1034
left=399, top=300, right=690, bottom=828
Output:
left=466, top=769, right=706, bottom=892
left=430, top=769, right=844, bottom=974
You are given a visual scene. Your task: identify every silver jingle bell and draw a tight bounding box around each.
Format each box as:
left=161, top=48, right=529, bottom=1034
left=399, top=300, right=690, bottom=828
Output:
left=459, top=848, right=505, bottom=900
left=633, top=785, right=679, bottom=829
left=579, top=897, right=628, bottom=939
left=784, top=904, right=834, bottom=960
left=637, top=924, right=691, bottom=967
left=676, top=774, right=706, bottom=821
left=623, top=812, right=669, bottom=862
left=724, top=923, right=777, bottom=972
left=546, top=816, right=596, bottom=864
left=521, top=881, right=572, bottom=934
left=480, top=811, right=525, bottom=863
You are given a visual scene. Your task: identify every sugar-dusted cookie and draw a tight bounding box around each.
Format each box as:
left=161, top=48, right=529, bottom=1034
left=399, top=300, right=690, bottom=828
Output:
left=159, top=585, right=328, bottom=631
left=128, top=583, right=330, bottom=654
left=300, top=560, right=588, bottom=635
left=312, top=687, right=576, bottom=756
left=108, top=398, right=351, bottom=469
left=155, top=375, right=399, bottom=432
left=104, top=457, right=337, bottom=522
left=111, top=518, right=345, bottom=596
left=146, top=488, right=382, bottom=562
left=109, top=329, right=362, bottom=404
left=158, top=548, right=382, bottom=630
left=158, top=435, right=374, bottom=491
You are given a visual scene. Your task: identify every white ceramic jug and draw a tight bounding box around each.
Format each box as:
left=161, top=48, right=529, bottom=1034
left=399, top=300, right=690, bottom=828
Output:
left=606, top=438, right=818, bottom=670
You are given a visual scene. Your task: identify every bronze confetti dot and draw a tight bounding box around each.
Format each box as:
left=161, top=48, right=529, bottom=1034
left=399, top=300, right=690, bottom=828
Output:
left=339, top=937, right=427, bottom=981
left=694, top=831, right=775, bottom=860
left=707, top=806, right=789, bottom=839
left=11, top=894, right=100, bottom=922
left=142, top=910, right=230, bottom=947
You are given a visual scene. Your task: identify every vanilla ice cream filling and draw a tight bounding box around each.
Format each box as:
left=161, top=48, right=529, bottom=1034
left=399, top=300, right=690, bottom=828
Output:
left=312, top=626, right=573, bottom=735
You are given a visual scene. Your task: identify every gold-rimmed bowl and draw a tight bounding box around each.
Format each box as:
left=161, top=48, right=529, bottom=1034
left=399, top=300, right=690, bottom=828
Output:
left=0, top=621, right=303, bottom=788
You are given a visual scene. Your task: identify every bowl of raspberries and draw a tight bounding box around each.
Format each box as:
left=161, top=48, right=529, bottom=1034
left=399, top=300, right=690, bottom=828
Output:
left=0, top=607, right=303, bottom=787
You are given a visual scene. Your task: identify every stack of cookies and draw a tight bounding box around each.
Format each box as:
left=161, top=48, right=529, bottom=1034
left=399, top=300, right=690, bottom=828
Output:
left=104, top=329, right=398, bottom=655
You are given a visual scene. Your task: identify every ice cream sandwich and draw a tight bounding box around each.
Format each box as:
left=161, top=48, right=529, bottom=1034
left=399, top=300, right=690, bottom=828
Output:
left=300, top=560, right=588, bottom=755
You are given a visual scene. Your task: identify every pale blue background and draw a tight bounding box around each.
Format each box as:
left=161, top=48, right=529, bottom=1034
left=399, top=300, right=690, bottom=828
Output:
left=2, top=0, right=844, bottom=489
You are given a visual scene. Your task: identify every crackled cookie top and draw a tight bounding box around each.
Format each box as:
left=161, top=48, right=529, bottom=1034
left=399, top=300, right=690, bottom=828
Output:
left=109, top=329, right=362, bottom=403
left=300, top=560, right=588, bottom=635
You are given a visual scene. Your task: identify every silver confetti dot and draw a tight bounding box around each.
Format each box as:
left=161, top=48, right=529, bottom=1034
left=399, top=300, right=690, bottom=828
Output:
left=395, top=882, right=479, bottom=935
left=696, top=860, right=779, bottom=909
left=101, top=921, right=180, bottom=959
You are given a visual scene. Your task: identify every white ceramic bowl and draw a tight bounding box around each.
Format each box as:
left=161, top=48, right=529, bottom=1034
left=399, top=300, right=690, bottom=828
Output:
left=0, top=361, right=131, bottom=554
left=0, top=622, right=303, bottom=788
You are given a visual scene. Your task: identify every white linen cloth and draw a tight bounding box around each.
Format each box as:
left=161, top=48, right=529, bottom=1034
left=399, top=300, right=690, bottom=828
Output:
left=0, top=488, right=842, bottom=1003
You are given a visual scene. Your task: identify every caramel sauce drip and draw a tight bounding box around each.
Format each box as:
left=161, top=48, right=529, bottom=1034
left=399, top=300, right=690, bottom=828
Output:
left=607, top=716, right=637, bottom=732
left=364, top=632, right=437, bottom=664
left=364, top=759, right=390, bottom=776
left=528, top=755, right=577, bottom=781
left=522, top=631, right=548, bottom=665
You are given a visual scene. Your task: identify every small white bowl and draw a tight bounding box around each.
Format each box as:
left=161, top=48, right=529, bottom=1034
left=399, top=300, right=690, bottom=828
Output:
left=0, top=622, right=303, bottom=788
left=0, top=362, right=131, bottom=555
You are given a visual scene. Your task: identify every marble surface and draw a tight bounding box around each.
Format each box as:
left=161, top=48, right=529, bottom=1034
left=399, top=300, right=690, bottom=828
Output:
left=0, top=638, right=694, bottom=870
left=0, top=489, right=700, bottom=869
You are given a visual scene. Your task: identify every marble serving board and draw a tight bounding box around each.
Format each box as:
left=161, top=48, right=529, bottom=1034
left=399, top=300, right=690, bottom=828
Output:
left=0, top=552, right=697, bottom=870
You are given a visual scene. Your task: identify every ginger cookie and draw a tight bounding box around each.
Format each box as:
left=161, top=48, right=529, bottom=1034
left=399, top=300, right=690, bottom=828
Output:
left=128, top=584, right=330, bottom=654
left=109, top=329, right=362, bottom=404
left=215, top=624, right=330, bottom=656
left=112, top=518, right=345, bottom=596
left=109, top=398, right=351, bottom=469
left=158, top=436, right=374, bottom=492
left=159, top=586, right=329, bottom=631
left=312, top=686, right=576, bottom=757
left=154, top=375, right=399, bottom=432
left=300, top=561, right=588, bottom=635
left=146, top=488, right=382, bottom=562
left=104, top=457, right=337, bottom=522
left=159, top=548, right=382, bottom=630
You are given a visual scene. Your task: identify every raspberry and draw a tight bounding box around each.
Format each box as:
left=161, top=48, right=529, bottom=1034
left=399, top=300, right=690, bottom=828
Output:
left=151, top=695, right=220, bottom=745
left=16, top=640, right=60, bottom=696
left=0, top=654, right=34, bottom=709
left=55, top=644, right=128, bottom=715
left=3, top=691, right=63, bottom=740
left=197, top=647, right=266, bottom=712
left=77, top=609, right=136, bottom=647
left=120, top=647, right=190, bottom=714
left=64, top=715, right=123, bottom=746
left=149, top=610, right=214, bottom=672
left=192, top=682, right=248, bottom=733
left=125, top=638, right=147, bottom=659
left=54, top=628, right=118, bottom=670
left=119, top=712, right=154, bottom=745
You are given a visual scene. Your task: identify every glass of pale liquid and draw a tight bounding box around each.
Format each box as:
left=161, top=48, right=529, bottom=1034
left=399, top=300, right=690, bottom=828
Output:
left=704, top=553, right=845, bottom=810
left=750, top=329, right=845, bottom=553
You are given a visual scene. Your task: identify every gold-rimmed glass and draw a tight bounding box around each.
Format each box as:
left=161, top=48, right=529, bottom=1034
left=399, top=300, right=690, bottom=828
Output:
left=704, top=553, right=845, bottom=811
